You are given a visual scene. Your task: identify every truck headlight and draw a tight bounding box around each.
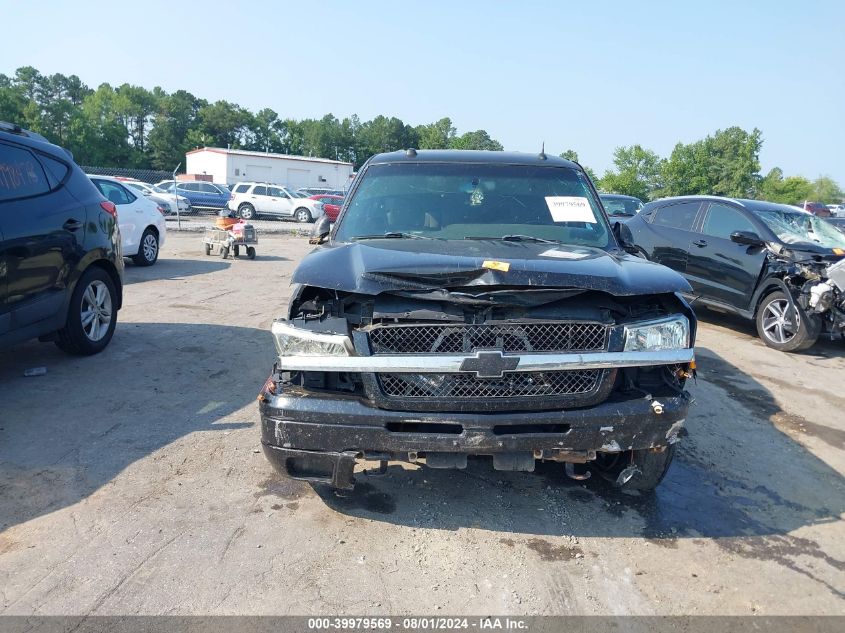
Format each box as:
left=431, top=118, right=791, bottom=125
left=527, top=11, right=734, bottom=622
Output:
left=271, top=320, right=354, bottom=357
left=623, top=315, right=690, bottom=351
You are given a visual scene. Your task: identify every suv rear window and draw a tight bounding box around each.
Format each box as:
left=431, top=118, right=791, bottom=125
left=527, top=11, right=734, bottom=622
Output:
left=234, top=184, right=249, bottom=193
left=0, top=142, right=51, bottom=201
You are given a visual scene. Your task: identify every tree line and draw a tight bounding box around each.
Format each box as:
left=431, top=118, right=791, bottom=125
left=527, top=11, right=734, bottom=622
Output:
left=0, top=66, right=502, bottom=172
left=568, top=127, right=843, bottom=204
left=1, top=66, right=840, bottom=203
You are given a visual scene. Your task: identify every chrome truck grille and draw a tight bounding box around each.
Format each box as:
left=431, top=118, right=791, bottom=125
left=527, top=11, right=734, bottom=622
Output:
left=366, top=322, right=611, bottom=410
left=368, top=322, right=609, bottom=355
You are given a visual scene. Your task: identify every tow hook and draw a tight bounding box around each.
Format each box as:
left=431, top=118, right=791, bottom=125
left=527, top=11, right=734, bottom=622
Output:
left=651, top=400, right=664, bottom=415
left=565, top=462, right=591, bottom=481
left=617, top=464, right=642, bottom=486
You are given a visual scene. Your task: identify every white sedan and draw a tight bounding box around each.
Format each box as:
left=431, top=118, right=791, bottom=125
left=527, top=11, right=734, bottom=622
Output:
left=123, top=180, right=192, bottom=215
left=90, top=175, right=167, bottom=266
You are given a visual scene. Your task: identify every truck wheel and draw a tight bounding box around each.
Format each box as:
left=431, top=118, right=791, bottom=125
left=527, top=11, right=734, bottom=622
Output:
left=220, top=246, right=229, bottom=259
left=247, top=246, right=256, bottom=259
left=592, top=445, right=676, bottom=491
left=239, top=204, right=255, bottom=220
left=233, top=245, right=240, bottom=257
left=204, top=243, right=212, bottom=255
left=55, top=267, right=118, bottom=356
left=755, top=291, right=820, bottom=352
left=295, top=207, right=313, bottom=223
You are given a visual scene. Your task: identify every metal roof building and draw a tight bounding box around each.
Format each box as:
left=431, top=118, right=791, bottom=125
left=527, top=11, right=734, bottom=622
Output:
left=185, top=147, right=354, bottom=190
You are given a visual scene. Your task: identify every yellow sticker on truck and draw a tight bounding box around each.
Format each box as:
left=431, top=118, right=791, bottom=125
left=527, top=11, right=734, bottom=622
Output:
left=482, top=260, right=510, bottom=272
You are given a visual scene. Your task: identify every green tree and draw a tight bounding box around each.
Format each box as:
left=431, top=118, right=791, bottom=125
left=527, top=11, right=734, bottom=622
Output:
left=598, top=144, right=662, bottom=201
left=810, top=175, right=844, bottom=204
left=559, top=149, right=579, bottom=162
left=114, top=84, right=158, bottom=157
left=661, top=126, right=762, bottom=198
left=68, top=83, right=132, bottom=166
left=417, top=117, right=456, bottom=149
left=449, top=129, right=503, bottom=151
left=757, top=168, right=813, bottom=204
left=0, top=74, right=26, bottom=124
left=186, top=100, right=253, bottom=149
left=147, top=90, right=204, bottom=171
left=357, top=116, right=418, bottom=163
left=708, top=127, right=762, bottom=197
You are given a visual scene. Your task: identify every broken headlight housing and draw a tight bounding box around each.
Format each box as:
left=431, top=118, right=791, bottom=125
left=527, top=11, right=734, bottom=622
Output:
left=271, top=320, right=354, bottom=357
left=623, top=315, right=690, bottom=352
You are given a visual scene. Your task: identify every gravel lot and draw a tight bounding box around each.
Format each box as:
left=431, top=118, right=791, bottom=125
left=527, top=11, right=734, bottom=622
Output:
left=1, top=233, right=843, bottom=615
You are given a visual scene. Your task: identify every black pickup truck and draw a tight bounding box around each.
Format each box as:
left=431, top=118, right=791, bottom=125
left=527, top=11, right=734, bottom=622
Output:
left=258, top=150, right=696, bottom=492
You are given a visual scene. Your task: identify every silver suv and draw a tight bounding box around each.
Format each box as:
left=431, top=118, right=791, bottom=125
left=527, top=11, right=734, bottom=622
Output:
left=228, top=182, right=324, bottom=222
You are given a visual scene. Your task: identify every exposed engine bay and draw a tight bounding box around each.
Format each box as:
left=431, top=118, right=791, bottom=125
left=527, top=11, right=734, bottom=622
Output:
left=794, top=257, right=845, bottom=335
left=281, top=284, right=695, bottom=408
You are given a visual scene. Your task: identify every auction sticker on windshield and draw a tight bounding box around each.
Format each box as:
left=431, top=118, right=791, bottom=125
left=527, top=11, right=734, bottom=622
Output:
left=545, top=196, right=596, bottom=223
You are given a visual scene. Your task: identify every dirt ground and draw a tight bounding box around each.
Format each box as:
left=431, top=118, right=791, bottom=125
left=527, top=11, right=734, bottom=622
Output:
left=0, top=233, right=843, bottom=615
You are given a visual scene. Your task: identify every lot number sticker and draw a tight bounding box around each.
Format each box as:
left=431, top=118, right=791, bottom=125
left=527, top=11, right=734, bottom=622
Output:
left=545, top=196, right=596, bottom=223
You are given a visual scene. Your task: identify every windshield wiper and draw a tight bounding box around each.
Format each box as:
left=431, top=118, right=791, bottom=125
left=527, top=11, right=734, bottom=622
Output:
left=352, top=232, right=434, bottom=240
left=465, top=234, right=559, bottom=244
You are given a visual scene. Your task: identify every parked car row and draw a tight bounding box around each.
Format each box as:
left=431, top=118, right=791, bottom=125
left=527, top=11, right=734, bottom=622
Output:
left=121, top=179, right=191, bottom=215
left=599, top=193, right=644, bottom=218
left=227, top=182, right=326, bottom=222
left=156, top=180, right=232, bottom=211
left=795, top=200, right=832, bottom=217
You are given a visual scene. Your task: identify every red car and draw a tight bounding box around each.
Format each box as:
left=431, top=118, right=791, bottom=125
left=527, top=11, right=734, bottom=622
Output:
left=310, top=194, right=344, bottom=221
left=797, top=201, right=831, bottom=217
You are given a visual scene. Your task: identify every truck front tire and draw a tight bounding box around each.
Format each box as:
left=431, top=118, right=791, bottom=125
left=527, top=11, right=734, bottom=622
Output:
left=592, top=445, right=676, bottom=491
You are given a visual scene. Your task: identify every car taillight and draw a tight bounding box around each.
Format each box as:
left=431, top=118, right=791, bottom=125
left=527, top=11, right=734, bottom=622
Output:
left=157, top=206, right=167, bottom=216
left=100, top=201, right=117, bottom=218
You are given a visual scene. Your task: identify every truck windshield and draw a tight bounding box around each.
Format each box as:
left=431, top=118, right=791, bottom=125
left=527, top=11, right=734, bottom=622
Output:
left=334, top=162, right=611, bottom=248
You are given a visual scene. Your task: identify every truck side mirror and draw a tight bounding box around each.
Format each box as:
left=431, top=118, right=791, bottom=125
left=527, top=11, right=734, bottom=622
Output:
left=309, top=215, right=331, bottom=245
left=613, top=221, right=639, bottom=255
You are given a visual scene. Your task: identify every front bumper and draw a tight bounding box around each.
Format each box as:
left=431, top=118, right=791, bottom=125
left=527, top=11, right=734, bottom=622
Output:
left=259, top=387, right=691, bottom=489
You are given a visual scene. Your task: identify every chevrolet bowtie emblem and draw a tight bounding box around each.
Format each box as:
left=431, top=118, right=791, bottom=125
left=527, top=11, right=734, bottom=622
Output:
left=458, top=350, right=520, bottom=378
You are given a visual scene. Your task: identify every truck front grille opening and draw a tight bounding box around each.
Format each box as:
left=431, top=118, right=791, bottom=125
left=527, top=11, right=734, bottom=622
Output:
left=378, top=370, right=603, bottom=399
left=369, top=322, right=608, bottom=355
left=385, top=422, right=464, bottom=434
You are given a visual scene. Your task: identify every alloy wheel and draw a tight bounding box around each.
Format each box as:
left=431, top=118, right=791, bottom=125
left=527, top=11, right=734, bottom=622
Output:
left=761, top=298, right=799, bottom=345
left=80, top=280, right=113, bottom=342
left=142, top=232, right=158, bottom=262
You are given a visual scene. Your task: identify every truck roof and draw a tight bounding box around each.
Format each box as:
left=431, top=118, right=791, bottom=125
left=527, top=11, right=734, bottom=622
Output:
left=368, top=149, right=580, bottom=169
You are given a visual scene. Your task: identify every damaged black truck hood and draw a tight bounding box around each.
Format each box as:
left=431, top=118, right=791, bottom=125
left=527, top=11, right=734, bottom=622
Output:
left=291, top=239, right=692, bottom=295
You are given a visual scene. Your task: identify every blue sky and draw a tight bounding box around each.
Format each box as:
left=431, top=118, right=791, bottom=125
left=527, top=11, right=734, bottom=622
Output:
left=1, top=0, right=842, bottom=182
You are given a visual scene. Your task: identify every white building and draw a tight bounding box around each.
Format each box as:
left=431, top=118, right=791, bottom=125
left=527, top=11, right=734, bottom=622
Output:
left=185, top=147, right=354, bottom=190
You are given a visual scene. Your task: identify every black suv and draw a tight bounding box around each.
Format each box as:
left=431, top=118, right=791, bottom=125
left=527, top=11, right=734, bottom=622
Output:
left=624, top=195, right=845, bottom=351
left=258, top=150, right=696, bottom=492
left=0, top=122, right=123, bottom=354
